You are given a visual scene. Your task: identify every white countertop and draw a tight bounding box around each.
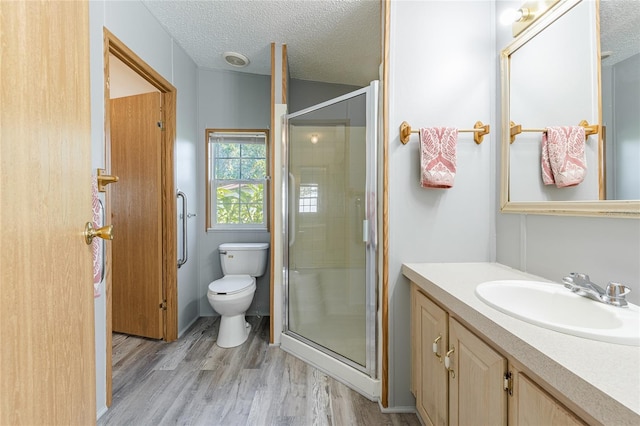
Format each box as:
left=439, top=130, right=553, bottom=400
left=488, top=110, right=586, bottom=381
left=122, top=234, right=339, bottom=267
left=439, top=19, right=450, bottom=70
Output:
left=402, top=262, right=640, bottom=425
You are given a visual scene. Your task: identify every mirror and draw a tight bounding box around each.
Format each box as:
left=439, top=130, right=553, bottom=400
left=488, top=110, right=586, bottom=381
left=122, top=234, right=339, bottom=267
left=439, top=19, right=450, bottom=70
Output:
left=500, top=0, right=640, bottom=216
left=600, top=0, right=640, bottom=200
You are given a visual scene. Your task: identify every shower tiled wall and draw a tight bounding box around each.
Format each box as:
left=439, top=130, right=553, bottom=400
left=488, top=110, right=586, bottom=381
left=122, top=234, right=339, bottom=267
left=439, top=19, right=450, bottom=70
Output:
left=290, top=126, right=366, bottom=270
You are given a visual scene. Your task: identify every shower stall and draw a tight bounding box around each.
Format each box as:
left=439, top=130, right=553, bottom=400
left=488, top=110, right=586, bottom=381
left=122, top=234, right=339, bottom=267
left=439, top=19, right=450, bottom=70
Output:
left=281, top=81, right=379, bottom=396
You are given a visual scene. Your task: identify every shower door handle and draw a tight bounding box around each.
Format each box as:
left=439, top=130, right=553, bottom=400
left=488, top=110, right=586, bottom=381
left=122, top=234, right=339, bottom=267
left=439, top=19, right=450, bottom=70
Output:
left=362, top=219, right=369, bottom=243
left=177, top=190, right=188, bottom=268
left=288, top=173, right=296, bottom=247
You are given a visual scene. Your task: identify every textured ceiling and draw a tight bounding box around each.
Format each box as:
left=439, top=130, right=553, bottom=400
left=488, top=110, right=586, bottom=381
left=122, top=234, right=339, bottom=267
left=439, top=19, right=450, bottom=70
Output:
left=140, top=1, right=635, bottom=85
left=141, top=0, right=381, bottom=87
left=600, top=0, right=640, bottom=66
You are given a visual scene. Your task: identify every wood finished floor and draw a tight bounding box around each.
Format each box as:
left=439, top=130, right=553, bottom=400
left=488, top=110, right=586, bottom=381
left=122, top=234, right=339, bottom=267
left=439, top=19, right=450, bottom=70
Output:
left=98, top=316, right=420, bottom=426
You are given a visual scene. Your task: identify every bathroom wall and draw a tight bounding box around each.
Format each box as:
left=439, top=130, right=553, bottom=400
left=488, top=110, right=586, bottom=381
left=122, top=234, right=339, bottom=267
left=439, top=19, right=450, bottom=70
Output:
left=289, top=79, right=362, bottom=113
left=89, top=0, right=199, bottom=418
left=197, top=68, right=272, bottom=316
left=495, top=1, right=640, bottom=305
left=387, top=0, right=496, bottom=408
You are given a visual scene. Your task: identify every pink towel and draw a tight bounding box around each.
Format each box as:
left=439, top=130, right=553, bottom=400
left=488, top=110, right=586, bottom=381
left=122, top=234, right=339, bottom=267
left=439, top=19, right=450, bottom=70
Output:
left=541, top=126, right=587, bottom=188
left=91, top=176, right=102, bottom=298
left=419, top=127, right=458, bottom=188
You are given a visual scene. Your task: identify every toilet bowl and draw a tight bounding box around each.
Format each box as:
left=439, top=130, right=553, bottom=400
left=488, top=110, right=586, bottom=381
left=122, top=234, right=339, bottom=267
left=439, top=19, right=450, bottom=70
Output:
left=207, top=276, right=256, bottom=348
left=207, top=242, right=268, bottom=348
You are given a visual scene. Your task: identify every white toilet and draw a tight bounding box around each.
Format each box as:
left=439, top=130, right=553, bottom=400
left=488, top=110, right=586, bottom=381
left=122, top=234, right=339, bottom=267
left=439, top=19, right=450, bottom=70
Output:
left=207, top=242, right=269, bottom=348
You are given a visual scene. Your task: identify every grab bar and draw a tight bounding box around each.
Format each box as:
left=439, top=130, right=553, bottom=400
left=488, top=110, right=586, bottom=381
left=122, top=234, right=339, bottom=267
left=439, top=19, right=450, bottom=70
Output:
left=177, top=190, right=188, bottom=268
left=98, top=199, right=106, bottom=283
left=288, top=173, right=296, bottom=247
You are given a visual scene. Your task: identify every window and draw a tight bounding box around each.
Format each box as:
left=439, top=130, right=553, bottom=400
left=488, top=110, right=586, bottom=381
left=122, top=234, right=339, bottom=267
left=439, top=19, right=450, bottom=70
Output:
left=299, top=184, right=318, bottom=213
left=206, top=130, right=268, bottom=230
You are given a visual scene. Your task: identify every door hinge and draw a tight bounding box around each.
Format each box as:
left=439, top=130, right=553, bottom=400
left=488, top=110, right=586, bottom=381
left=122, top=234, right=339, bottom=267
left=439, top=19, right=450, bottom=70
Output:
left=157, top=121, right=165, bottom=131
left=160, top=300, right=167, bottom=310
left=504, top=371, right=513, bottom=396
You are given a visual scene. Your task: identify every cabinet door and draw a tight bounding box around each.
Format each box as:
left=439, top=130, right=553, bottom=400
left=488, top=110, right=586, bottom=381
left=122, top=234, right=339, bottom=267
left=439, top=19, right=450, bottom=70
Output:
left=510, top=367, right=586, bottom=426
left=449, top=318, right=507, bottom=426
left=412, top=285, right=448, bottom=426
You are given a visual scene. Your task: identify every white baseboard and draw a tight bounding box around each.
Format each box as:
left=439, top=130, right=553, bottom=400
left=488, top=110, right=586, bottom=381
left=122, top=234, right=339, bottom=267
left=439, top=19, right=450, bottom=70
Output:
left=96, top=405, right=108, bottom=420
left=178, top=315, right=200, bottom=338
left=377, top=402, right=417, bottom=414
left=280, top=333, right=380, bottom=401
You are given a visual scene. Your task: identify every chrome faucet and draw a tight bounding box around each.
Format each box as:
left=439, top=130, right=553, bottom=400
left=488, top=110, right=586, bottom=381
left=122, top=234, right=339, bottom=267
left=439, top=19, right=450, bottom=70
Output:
left=562, top=272, right=631, bottom=308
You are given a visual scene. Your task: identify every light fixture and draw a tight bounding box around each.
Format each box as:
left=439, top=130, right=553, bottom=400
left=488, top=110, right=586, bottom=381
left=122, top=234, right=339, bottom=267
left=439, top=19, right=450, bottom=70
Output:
left=500, top=9, right=519, bottom=25
left=310, top=134, right=319, bottom=144
left=500, top=8, right=532, bottom=25
left=516, top=8, right=532, bottom=21
left=223, top=51, right=249, bottom=68
left=510, top=0, right=559, bottom=37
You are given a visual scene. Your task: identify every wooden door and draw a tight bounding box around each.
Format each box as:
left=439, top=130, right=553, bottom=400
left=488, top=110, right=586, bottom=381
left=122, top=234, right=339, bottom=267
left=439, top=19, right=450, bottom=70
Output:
left=412, top=286, right=449, bottom=426
left=110, top=92, right=164, bottom=339
left=0, top=1, right=96, bottom=424
left=449, top=318, right=507, bottom=426
left=509, top=366, right=586, bottom=425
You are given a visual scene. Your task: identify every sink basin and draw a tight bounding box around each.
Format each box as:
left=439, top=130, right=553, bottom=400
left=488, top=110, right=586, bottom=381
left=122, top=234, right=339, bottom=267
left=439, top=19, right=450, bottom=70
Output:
left=475, top=280, right=640, bottom=346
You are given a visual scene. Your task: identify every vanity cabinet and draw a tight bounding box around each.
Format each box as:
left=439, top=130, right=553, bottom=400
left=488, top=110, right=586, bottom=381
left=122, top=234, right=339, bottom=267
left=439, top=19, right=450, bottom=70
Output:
left=449, top=317, right=507, bottom=425
left=508, top=366, right=585, bottom=426
left=411, top=283, right=584, bottom=426
left=412, top=284, right=448, bottom=425
left=411, top=284, right=507, bottom=426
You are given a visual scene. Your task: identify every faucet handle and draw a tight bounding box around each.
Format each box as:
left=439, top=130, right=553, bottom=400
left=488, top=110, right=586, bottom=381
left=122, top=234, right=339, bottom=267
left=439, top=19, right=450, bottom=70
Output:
left=606, top=282, right=630, bottom=298
left=563, top=272, right=589, bottom=288
left=604, top=282, right=630, bottom=307
left=571, top=272, right=590, bottom=281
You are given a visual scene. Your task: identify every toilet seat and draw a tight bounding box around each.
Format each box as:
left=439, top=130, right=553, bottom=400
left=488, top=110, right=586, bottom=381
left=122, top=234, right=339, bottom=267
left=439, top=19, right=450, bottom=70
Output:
left=208, top=275, right=254, bottom=295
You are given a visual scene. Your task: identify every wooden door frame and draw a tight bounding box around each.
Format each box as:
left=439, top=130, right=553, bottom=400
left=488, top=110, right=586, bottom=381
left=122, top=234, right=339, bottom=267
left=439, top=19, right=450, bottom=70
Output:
left=103, top=28, right=178, bottom=407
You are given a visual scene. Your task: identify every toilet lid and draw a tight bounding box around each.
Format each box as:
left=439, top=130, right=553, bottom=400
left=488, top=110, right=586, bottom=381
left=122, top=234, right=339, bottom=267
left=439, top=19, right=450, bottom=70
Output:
left=208, top=275, right=254, bottom=295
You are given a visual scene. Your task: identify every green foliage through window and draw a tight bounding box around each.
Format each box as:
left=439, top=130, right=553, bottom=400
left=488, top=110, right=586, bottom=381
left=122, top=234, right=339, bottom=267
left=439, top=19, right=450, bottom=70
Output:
left=216, top=183, right=264, bottom=224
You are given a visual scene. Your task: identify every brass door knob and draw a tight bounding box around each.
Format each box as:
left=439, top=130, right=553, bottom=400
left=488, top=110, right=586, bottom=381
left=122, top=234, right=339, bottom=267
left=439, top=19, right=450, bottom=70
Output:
left=85, top=222, right=113, bottom=245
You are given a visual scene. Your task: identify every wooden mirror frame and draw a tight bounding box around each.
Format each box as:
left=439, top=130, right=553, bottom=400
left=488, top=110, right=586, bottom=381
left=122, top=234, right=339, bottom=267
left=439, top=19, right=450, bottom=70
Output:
left=499, top=0, right=640, bottom=218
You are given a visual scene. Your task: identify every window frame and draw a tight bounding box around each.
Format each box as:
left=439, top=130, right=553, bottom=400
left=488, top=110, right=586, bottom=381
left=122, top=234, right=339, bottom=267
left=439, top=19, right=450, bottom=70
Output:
left=205, top=128, right=269, bottom=231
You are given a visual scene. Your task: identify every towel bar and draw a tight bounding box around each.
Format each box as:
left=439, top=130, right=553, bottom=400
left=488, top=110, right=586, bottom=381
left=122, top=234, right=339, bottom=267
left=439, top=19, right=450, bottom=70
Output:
left=97, top=168, right=119, bottom=192
left=509, top=120, right=599, bottom=144
left=400, top=121, right=490, bottom=145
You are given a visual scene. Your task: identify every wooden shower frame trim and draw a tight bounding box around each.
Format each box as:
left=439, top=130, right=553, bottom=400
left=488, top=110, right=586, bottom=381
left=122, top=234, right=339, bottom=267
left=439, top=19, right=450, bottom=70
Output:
left=103, top=28, right=178, bottom=407
left=381, top=0, right=390, bottom=408
left=269, top=43, right=289, bottom=343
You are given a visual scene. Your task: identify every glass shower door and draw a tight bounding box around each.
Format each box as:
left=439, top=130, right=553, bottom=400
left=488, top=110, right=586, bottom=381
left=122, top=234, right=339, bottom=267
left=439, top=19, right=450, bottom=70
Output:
left=285, top=82, right=377, bottom=377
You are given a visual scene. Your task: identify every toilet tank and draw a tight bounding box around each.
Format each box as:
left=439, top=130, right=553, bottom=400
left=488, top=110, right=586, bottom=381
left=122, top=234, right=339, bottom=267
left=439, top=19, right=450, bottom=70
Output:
left=219, top=242, right=269, bottom=277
